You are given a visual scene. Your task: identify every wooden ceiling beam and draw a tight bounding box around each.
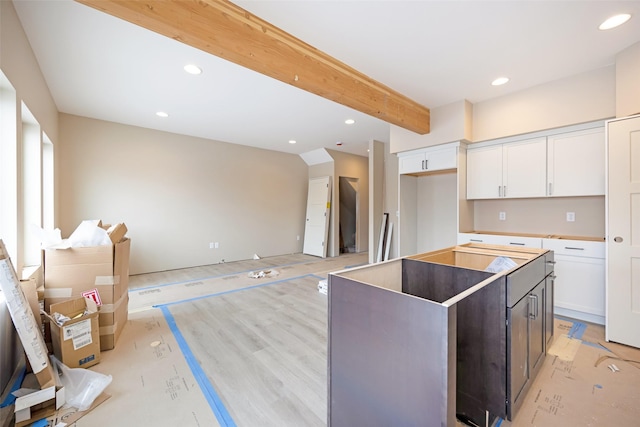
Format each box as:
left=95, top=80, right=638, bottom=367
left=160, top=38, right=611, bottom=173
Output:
left=75, top=0, right=430, bottom=134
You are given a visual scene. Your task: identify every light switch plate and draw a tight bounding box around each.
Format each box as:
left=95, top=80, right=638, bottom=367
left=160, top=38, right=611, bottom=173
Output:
left=566, top=212, right=575, bottom=222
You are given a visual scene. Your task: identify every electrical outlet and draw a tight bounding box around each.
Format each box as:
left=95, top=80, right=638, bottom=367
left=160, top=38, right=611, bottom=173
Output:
left=297, top=235, right=300, bottom=241
left=499, top=211, right=506, bottom=221
left=566, top=212, right=575, bottom=222
left=214, top=242, right=219, bottom=248
left=209, top=242, right=214, bottom=249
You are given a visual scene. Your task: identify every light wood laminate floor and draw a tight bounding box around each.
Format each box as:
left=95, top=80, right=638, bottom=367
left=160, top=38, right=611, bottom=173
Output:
left=52, top=252, right=640, bottom=427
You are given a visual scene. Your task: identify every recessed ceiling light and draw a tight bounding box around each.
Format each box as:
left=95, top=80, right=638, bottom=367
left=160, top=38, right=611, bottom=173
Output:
left=599, top=13, right=631, bottom=30
left=289, top=140, right=296, bottom=144
left=345, top=119, right=355, bottom=125
left=156, top=111, right=169, bottom=118
left=184, top=64, right=202, bottom=75
left=491, top=77, right=510, bottom=86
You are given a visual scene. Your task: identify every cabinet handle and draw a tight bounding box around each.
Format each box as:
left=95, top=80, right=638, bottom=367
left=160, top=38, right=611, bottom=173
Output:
left=548, top=182, right=553, bottom=195
left=425, top=159, right=428, bottom=169
left=503, top=185, right=507, bottom=197
left=564, top=247, right=585, bottom=251
left=509, top=242, right=525, bottom=246
left=546, top=260, right=557, bottom=264
left=470, top=239, right=483, bottom=242
left=498, top=186, right=502, bottom=197
left=529, top=294, right=539, bottom=319
left=421, top=160, right=425, bottom=170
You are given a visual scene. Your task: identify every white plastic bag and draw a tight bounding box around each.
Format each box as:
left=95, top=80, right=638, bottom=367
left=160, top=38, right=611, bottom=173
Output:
left=51, top=355, right=112, bottom=411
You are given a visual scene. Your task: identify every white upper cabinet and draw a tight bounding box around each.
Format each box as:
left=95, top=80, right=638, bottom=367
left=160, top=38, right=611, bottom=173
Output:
left=547, top=127, right=605, bottom=197
left=398, top=144, right=457, bottom=175
left=467, top=137, right=547, bottom=199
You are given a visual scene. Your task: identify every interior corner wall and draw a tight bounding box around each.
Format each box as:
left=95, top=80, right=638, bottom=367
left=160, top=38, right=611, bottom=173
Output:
left=58, top=114, right=309, bottom=274
left=615, top=41, right=640, bottom=117
left=369, top=140, right=385, bottom=263
left=325, top=150, right=369, bottom=258
left=389, top=100, right=471, bottom=153
left=384, top=143, right=399, bottom=259
left=472, top=66, right=615, bottom=142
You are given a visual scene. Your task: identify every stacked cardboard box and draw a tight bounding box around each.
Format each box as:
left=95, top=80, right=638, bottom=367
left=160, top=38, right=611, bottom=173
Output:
left=43, top=222, right=130, bottom=351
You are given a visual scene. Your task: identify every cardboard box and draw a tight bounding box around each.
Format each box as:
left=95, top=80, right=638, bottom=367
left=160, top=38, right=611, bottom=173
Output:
left=0, top=240, right=56, bottom=389
left=106, top=223, right=128, bottom=244
left=98, top=292, right=128, bottom=351
left=47, top=297, right=100, bottom=369
left=43, top=238, right=130, bottom=350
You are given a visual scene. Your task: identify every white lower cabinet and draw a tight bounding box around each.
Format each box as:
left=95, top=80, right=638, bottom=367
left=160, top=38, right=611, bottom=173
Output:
left=458, top=233, right=606, bottom=324
left=542, top=238, right=605, bottom=324
left=458, top=233, right=542, bottom=248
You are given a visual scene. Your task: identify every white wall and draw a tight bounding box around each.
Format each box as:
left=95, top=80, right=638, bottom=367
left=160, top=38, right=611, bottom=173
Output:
left=472, top=66, right=615, bottom=142
left=616, top=42, right=640, bottom=117
left=389, top=66, right=616, bottom=153
left=58, top=114, right=309, bottom=274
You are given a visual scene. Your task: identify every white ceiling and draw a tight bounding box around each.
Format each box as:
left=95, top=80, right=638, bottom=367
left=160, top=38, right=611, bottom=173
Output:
left=12, top=0, right=640, bottom=157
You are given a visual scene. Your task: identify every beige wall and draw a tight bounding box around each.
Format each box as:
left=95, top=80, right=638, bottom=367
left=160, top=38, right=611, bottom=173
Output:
left=616, top=42, right=640, bottom=117
left=307, top=151, right=370, bottom=258
left=0, top=1, right=58, bottom=139
left=471, top=197, right=605, bottom=238
left=390, top=66, right=615, bottom=154
left=58, top=114, right=309, bottom=274
left=390, top=100, right=472, bottom=153
left=326, top=150, right=369, bottom=257
left=473, top=67, right=615, bottom=142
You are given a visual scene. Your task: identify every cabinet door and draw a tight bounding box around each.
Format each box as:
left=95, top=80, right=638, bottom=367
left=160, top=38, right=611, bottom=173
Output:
left=529, top=281, right=545, bottom=373
left=503, top=137, right=547, bottom=198
left=508, top=296, right=529, bottom=415
left=398, top=152, right=426, bottom=174
left=426, top=146, right=457, bottom=171
left=467, top=145, right=502, bottom=199
left=547, top=127, right=604, bottom=197
left=543, top=239, right=605, bottom=320
left=553, top=255, right=605, bottom=317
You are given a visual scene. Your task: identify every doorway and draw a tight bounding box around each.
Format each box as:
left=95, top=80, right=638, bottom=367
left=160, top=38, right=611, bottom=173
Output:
left=339, top=177, right=358, bottom=254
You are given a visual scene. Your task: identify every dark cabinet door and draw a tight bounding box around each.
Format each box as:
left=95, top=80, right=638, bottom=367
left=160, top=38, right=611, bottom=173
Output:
left=508, top=296, right=529, bottom=417
left=529, top=281, right=545, bottom=373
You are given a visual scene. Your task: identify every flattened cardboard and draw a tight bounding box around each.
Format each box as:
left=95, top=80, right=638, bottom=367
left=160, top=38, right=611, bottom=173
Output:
left=503, top=319, right=640, bottom=426
left=0, top=240, right=55, bottom=389
left=47, top=297, right=100, bottom=368
left=15, top=392, right=109, bottom=427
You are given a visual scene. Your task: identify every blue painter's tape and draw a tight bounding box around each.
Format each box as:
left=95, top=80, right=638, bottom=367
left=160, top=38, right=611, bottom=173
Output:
left=568, top=321, right=587, bottom=340
left=344, top=262, right=368, bottom=269
left=0, top=365, right=26, bottom=408
left=131, top=258, right=315, bottom=293
left=156, top=274, right=319, bottom=308
left=30, top=419, right=48, bottom=427
left=161, top=306, right=237, bottom=427
left=495, top=418, right=503, bottom=427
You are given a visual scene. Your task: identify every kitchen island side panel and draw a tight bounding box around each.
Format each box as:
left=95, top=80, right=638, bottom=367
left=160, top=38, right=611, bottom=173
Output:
left=328, top=274, right=457, bottom=427
left=402, top=259, right=508, bottom=421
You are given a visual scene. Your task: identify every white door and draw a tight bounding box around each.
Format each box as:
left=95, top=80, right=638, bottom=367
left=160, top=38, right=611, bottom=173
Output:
left=606, top=115, right=640, bottom=348
left=303, top=176, right=331, bottom=258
